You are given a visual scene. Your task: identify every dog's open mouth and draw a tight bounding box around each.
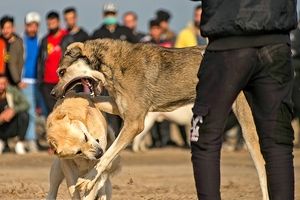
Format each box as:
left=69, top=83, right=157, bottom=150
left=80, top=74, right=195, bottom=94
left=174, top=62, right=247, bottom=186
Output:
left=63, top=76, right=101, bottom=97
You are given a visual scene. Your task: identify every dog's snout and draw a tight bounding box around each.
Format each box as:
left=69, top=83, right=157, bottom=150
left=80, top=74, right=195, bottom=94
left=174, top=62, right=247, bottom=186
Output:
left=95, top=148, right=103, bottom=159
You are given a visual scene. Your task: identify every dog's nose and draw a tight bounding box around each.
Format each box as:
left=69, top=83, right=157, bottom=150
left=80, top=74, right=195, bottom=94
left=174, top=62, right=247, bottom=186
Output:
left=95, top=148, right=104, bottom=159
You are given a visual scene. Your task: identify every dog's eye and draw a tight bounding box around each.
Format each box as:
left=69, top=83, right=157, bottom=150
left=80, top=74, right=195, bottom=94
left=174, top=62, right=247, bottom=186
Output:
left=96, top=139, right=99, bottom=143
left=58, top=69, right=66, bottom=77
left=76, top=150, right=82, bottom=155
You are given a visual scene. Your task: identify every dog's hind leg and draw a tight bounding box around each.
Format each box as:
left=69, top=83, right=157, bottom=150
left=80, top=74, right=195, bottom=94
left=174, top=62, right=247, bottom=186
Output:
left=47, top=158, right=64, bottom=200
left=233, top=92, right=269, bottom=200
left=76, top=113, right=146, bottom=192
left=132, top=112, right=158, bottom=152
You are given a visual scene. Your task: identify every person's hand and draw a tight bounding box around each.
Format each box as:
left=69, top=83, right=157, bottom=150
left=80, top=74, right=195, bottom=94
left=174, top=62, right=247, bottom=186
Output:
left=1, top=108, right=15, bottom=122
left=18, top=82, right=27, bottom=89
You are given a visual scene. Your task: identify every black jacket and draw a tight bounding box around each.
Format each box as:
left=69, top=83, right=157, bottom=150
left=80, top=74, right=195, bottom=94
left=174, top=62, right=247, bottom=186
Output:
left=199, top=0, right=297, bottom=50
left=90, top=24, right=138, bottom=43
left=61, top=28, right=89, bottom=52
left=291, top=25, right=300, bottom=77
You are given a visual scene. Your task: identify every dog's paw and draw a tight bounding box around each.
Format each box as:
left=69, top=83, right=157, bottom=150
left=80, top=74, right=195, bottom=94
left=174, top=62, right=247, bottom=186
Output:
left=76, top=168, right=98, bottom=191
left=76, top=177, right=96, bottom=192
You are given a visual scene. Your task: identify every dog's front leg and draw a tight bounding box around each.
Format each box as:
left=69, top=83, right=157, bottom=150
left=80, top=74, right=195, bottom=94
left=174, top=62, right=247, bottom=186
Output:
left=92, top=96, right=120, bottom=115
left=76, top=116, right=145, bottom=192
left=82, top=173, right=109, bottom=200
left=60, top=160, right=81, bottom=200
left=47, top=158, right=64, bottom=200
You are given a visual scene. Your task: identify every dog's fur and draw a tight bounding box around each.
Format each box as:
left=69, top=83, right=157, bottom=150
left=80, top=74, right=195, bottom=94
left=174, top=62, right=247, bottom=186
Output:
left=51, top=39, right=269, bottom=200
left=46, top=93, right=120, bottom=200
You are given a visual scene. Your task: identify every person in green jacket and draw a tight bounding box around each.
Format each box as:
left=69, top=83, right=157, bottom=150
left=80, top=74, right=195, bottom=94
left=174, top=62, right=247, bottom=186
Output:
left=0, top=74, right=29, bottom=154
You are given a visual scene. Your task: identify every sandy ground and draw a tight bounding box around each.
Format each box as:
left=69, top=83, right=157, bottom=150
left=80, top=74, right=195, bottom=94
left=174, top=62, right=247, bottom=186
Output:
left=0, top=148, right=299, bottom=200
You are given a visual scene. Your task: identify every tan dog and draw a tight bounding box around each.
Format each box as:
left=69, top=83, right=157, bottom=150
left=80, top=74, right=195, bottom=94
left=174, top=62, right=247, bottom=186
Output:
left=46, top=93, right=120, bottom=200
left=51, top=39, right=268, bottom=200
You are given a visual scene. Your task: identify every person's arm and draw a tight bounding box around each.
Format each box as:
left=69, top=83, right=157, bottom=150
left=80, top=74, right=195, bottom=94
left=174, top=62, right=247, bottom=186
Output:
left=10, top=86, right=30, bottom=113
left=17, top=39, right=24, bottom=88
left=80, top=28, right=90, bottom=42
left=7, top=38, right=24, bottom=85
left=37, top=37, right=46, bottom=85
left=90, top=30, right=99, bottom=40
left=61, top=35, right=74, bottom=54
left=126, top=28, right=139, bottom=43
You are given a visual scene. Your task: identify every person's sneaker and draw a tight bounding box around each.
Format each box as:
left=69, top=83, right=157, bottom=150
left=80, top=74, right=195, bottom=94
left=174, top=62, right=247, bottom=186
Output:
left=15, top=141, right=26, bottom=154
left=27, top=140, right=38, bottom=153
left=0, top=140, right=5, bottom=154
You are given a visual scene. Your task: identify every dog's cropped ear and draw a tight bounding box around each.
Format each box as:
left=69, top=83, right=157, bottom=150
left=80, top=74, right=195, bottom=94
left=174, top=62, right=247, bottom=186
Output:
left=66, top=42, right=86, bottom=57
left=47, top=137, right=58, bottom=152
left=67, top=42, right=84, bottom=51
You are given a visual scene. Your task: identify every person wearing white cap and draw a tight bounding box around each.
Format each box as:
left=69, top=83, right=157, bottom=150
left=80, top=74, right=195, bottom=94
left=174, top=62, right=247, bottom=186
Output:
left=21, top=11, right=41, bottom=152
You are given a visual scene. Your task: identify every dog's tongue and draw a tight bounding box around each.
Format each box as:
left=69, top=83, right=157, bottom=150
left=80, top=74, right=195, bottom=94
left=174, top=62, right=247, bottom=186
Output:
left=48, top=147, right=55, bottom=155
left=81, top=78, right=95, bottom=96
left=81, top=78, right=90, bottom=87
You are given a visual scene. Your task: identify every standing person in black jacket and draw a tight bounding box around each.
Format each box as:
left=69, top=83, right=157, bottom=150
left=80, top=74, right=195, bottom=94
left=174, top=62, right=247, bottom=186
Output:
left=291, top=24, right=300, bottom=115
left=61, top=7, right=89, bottom=52
left=190, top=1, right=297, bottom=200
left=90, top=3, right=138, bottom=43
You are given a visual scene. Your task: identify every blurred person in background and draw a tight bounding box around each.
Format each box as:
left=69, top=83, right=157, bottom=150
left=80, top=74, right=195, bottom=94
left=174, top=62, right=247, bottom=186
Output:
left=0, top=15, right=24, bottom=88
left=122, top=11, right=145, bottom=42
left=142, top=19, right=171, bottom=47
left=22, top=12, right=41, bottom=152
left=90, top=3, right=138, bottom=43
left=0, top=74, right=29, bottom=154
left=0, top=37, right=5, bottom=75
left=61, top=7, right=89, bottom=51
left=175, top=4, right=207, bottom=48
left=38, top=11, right=67, bottom=114
left=156, top=9, right=176, bottom=47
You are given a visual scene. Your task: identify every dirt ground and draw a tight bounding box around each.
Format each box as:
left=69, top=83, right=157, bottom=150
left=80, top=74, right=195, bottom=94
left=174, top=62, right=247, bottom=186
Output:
left=0, top=148, right=299, bottom=200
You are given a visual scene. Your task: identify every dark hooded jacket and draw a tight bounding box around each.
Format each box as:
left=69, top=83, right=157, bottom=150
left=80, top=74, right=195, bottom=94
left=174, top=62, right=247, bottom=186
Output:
left=198, top=0, right=297, bottom=50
